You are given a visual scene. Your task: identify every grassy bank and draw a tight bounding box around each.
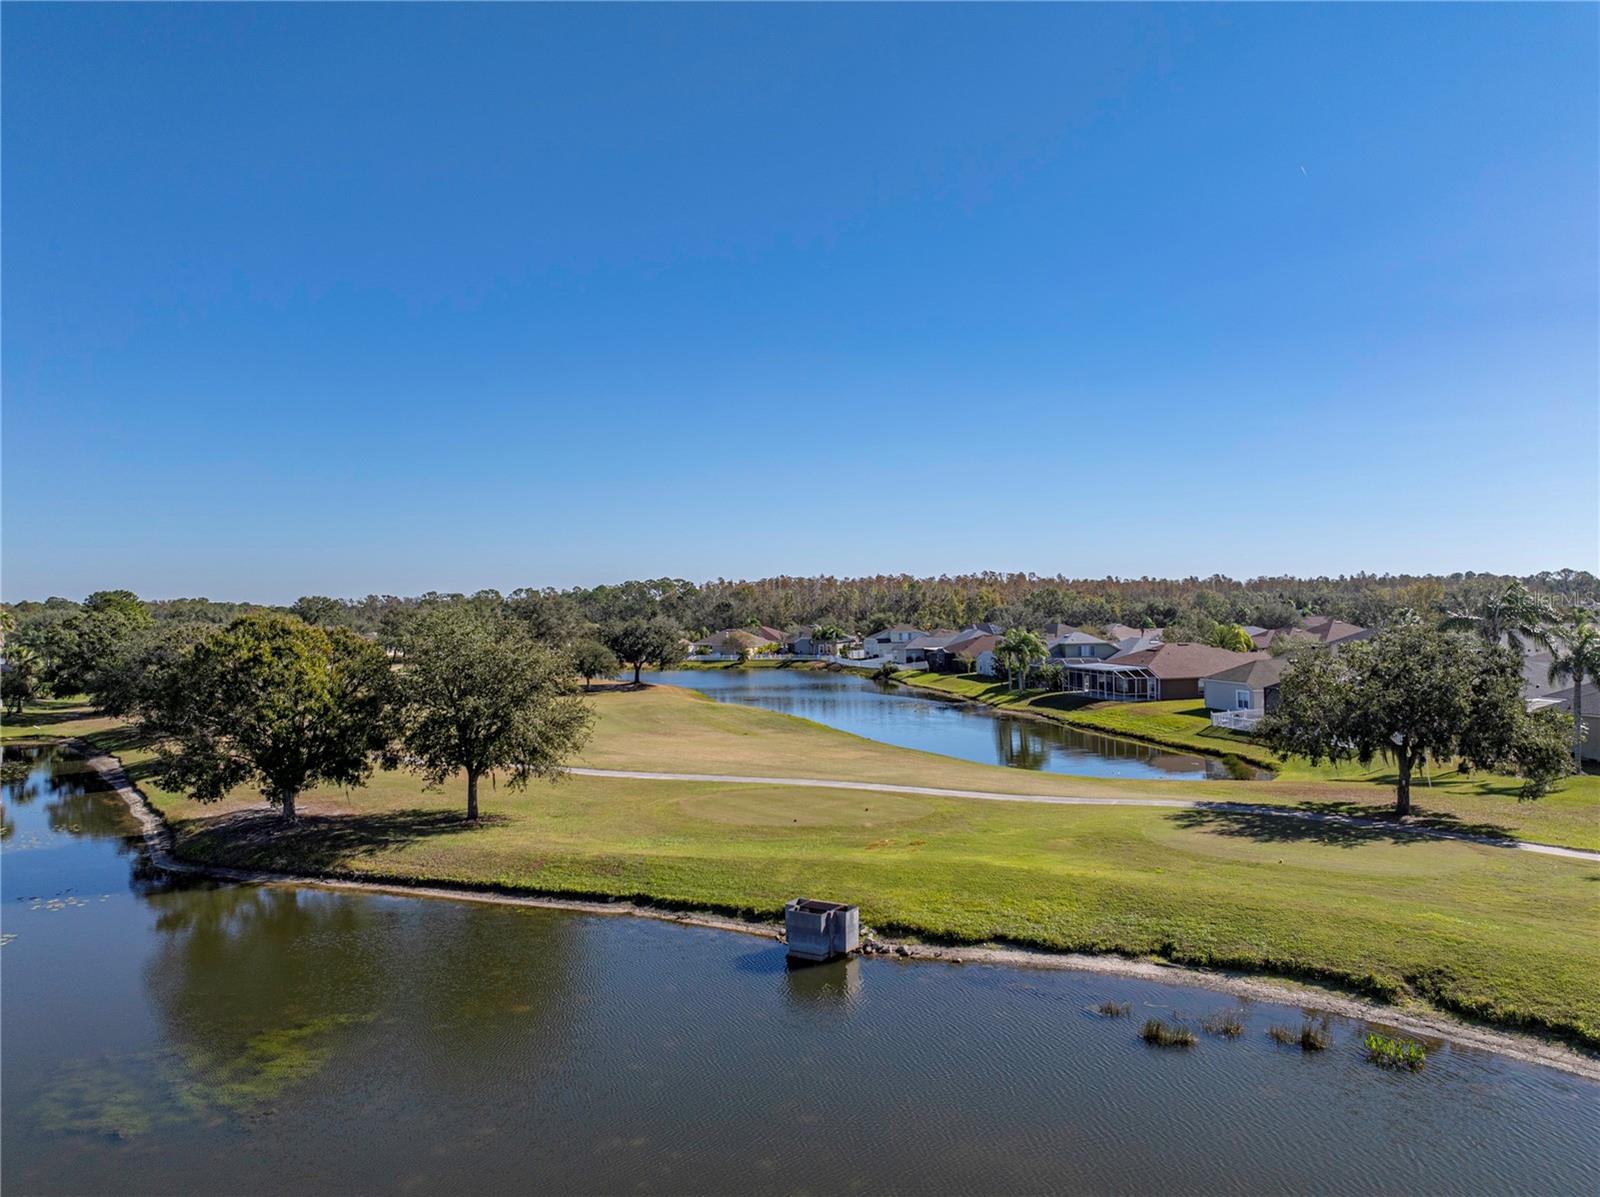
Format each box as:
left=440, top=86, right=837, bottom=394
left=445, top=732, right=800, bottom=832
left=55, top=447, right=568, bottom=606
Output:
left=9, top=686, right=1599, bottom=849
left=891, top=671, right=1600, bottom=832
left=892, top=672, right=1278, bottom=767
left=8, top=691, right=1600, bottom=1048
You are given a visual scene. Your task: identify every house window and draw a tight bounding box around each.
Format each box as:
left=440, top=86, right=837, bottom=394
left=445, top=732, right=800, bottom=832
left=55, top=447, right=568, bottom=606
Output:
left=1236, top=689, right=1253, bottom=710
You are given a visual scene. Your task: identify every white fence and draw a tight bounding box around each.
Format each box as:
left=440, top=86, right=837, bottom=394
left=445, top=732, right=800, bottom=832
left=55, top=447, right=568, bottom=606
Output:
left=1209, top=710, right=1263, bottom=732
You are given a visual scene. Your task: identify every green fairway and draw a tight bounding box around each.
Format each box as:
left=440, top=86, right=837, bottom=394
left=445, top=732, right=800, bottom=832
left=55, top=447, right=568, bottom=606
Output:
left=8, top=690, right=1599, bottom=1047
left=891, top=674, right=1600, bottom=842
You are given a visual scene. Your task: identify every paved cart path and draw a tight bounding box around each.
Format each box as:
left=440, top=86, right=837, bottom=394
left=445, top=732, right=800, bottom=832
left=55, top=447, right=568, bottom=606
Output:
left=565, top=767, right=1600, bottom=863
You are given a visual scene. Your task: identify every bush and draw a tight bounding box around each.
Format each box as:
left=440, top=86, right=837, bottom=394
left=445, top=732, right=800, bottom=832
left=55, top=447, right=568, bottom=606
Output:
left=1201, top=1010, right=1245, bottom=1038
left=1140, top=1018, right=1196, bottom=1047
left=1094, top=1000, right=1131, bottom=1018
left=1268, top=1022, right=1329, bottom=1051
left=1513, top=706, right=1577, bottom=799
left=1364, top=1032, right=1426, bottom=1070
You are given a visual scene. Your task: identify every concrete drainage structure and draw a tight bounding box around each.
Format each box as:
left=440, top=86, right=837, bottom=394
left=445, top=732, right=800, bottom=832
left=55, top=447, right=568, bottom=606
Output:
left=784, top=898, right=861, bottom=962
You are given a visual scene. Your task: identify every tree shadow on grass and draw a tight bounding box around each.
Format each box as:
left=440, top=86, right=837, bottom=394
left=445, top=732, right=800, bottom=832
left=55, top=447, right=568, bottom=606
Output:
left=6, top=699, right=100, bottom=729
left=90, top=725, right=148, bottom=757
left=173, top=808, right=489, bottom=875
left=1023, top=693, right=1096, bottom=715
left=1170, top=800, right=1522, bottom=850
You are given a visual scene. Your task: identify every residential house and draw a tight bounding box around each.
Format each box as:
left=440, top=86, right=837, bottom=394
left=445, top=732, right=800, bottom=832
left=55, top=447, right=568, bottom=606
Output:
left=1522, top=651, right=1599, bottom=764
left=783, top=626, right=858, bottom=657
left=1535, top=683, right=1600, bottom=764
left=898, top=629, right=959, bottom=667
left=966, top=635, right=1003, bottom=677
left=1040, top=621, right=1079, bottom=639
left=1250, top=616, right=1371, bottom=651
left=1061, top=642, right=1267, bottom=702
left=691, top=627, right=783, bottom=658
left=1047, top=631, right=1117, bottom=661
left=925, top=628, right=1002, bottom=672
left=1113, top=632, right=1164, bottom=657
left=1106, top=623, right=1162, bottom=643
left=863, top=625, right=929, bottom=662
left=1202, top=655, right=1291, bottom=712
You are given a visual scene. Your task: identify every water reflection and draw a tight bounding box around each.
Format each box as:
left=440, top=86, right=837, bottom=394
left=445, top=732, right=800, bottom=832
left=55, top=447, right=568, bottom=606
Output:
left=646, top=670, right=1247, bottom=781
left=992, top=717, right=1052, bottom=771
left=783, top=956, right=863, bottom=1009
left=3, top=745, right=138, bottom=848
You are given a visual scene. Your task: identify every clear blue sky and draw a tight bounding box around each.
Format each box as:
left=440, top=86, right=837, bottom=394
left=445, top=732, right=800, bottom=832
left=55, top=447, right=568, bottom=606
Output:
left=4, top=4, right=1596, bottom=603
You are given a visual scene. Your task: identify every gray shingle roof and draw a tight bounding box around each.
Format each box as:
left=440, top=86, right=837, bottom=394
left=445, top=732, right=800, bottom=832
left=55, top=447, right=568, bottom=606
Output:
left=1204, top=656, right=1291, bottom=688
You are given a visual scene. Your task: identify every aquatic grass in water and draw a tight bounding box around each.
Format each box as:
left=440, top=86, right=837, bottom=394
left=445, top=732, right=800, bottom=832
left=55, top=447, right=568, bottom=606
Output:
left=1202, top=1010, right=1245, bottom=1038
left=1364, top=1032, right=1426, bottom=1071
left=1141, top=1017, right=1196, bottom=1047
left=1268, top=1023, right=1329, bottom=1051
left=36, top=1059, right=173, bottom=1141
left=1094, top=1000, right=1131, bottom=1017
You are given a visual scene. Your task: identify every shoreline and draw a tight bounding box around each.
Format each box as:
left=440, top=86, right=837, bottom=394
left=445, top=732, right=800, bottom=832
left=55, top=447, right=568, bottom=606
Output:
left=67, top=738, right=1600, bottom=1083
left=884, top=669, right=1278, bottom=771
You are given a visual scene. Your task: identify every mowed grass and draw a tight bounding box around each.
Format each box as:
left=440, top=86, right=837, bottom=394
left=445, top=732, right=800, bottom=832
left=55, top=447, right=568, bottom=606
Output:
left=889, top=678, right=1600, bottom=849
left=8, top=692, right=1600, bottom=1046
left=1046, top=696, right=1276, bottom=766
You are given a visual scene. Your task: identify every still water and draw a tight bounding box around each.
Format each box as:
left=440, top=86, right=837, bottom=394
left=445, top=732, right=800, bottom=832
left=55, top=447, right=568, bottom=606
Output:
left=4, top=745, right=1596, bottom=1195
left=648, top=667, right=1249, bottom=781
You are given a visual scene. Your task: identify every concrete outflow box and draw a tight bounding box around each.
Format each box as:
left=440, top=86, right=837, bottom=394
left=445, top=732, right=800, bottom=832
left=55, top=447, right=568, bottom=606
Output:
left=784, top=898, right=860, bottom=962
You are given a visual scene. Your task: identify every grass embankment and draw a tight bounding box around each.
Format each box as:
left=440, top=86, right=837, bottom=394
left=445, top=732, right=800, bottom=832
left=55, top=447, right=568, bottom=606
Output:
left=7, top=690, right=1599, bottom=1049
left=893, top=672, right=1277, bottom=768
left=12, top=691, right=1600, bottom=1049
left=891, top=673, right=1600, bottom=849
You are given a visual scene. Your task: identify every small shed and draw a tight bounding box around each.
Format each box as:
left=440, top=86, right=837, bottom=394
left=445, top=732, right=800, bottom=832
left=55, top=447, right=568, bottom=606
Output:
left=784, top=898, right=861, bottom=962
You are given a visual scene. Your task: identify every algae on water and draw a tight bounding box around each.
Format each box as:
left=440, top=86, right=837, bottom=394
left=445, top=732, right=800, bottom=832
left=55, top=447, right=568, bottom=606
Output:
left=36, top=1013, right=375, bottom=1139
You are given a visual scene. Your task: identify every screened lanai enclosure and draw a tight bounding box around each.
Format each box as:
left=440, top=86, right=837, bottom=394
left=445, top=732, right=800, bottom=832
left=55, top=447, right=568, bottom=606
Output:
left=1060, top=661, right=1160, bottom=702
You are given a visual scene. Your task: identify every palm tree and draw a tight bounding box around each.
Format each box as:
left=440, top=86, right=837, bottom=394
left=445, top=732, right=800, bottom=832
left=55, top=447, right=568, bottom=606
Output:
left=995, top=628, right=1048, bottom=692
left=1, top=644, right=43, bottom=715
left=811, top=621, right=847, bottom=656
left=1440, top=580, right=1555, bottom=654
left=1208, top=622, right=1255, bottom=653
left=1547, top=612, right=1600, bottom=769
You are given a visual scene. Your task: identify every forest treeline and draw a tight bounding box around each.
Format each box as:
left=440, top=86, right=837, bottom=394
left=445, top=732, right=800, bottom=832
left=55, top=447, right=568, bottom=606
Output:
left=6, top=568, right=1596, bottom=647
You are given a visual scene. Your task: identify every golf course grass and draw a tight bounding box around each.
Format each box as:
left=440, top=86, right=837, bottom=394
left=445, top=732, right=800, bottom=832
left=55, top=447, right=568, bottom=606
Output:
left=6, top=687, right=1598, bottom=1049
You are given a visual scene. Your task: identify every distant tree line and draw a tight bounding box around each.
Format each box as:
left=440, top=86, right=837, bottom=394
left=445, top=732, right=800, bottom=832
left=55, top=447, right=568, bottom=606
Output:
left=8, top=568, right=1594, bottom=654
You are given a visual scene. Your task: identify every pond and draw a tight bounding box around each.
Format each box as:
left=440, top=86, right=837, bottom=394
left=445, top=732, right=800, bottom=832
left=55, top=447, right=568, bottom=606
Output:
left=644, top=667, right=1251, bottom=781
left=3, top=744, right=1596, bottom=1195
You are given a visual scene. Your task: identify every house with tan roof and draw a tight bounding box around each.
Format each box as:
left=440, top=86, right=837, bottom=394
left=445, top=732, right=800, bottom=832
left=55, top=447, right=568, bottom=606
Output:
left=1250, top=616, right=1371, bottom=651
left=925, top=628, right=1004, bottom=672
left=691, top=627, right=783, bottom=658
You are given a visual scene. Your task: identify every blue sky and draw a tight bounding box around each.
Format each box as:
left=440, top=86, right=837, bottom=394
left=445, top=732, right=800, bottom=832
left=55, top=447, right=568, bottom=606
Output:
left=4, top=4, right=1596, bottom=603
